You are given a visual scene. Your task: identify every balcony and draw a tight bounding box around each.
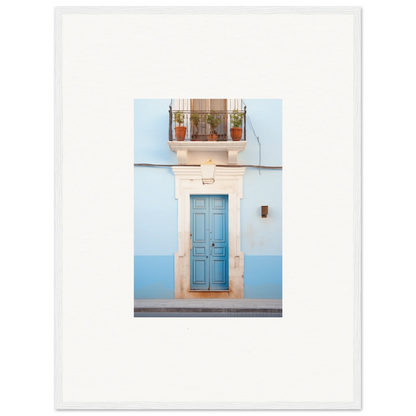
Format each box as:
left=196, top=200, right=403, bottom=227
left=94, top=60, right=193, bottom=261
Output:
left=168, top=104, right=247, bottom=165
left=169, top=107, right=246, bottom=142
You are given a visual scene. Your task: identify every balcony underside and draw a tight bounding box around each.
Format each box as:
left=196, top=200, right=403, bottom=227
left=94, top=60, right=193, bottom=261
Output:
left=168, top=141, right=247, bottom=165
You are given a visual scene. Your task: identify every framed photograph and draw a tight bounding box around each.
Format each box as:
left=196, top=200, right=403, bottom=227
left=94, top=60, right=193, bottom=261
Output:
left=55, top=7, right=361, bottom=409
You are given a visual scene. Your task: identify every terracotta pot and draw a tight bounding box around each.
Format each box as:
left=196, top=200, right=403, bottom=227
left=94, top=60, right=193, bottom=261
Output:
left=207, top=134, right=217, bottom=142
left=175, top=126, right=187, bottom=141
left=230, top=127, right=242, bottom=141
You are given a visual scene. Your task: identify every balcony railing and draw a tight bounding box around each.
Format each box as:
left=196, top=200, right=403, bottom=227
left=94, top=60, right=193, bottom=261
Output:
left=169, top=107, right=246, bottom=142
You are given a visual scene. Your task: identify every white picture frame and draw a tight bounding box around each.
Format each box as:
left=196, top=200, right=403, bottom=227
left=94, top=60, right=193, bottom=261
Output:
left=55, top=7, right=361, bottom=409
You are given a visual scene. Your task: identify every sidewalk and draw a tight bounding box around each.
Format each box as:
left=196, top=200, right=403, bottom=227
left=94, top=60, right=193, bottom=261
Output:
left=134, top=299, right=282, bottom=317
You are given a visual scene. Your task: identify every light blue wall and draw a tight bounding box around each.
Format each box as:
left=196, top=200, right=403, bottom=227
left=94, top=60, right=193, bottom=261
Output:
left=241, top=169, right=282, bottom=299
left=134, top=99, right=282, bottom=299
left=244, top=256, right=282, bottom=299
left=134, top=99, right=177, bottom=164
left=134, top=167, right=177, bottom=255
left=239, top=99, right=282, bottom=166
left=240, top=100, right=282, bottom=299
left=134, top=100, right=177, bottom=298
left=134, top=256, right=174, bottom=299
left=241, top=169, right=282, bottom=256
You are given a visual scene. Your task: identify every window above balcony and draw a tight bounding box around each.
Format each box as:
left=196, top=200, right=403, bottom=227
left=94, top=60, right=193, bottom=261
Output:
left=168, top=99, right=247, bottom=165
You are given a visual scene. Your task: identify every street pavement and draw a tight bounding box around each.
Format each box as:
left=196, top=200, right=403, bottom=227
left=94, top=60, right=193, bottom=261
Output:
left=134, top=299, right=282, bottom=317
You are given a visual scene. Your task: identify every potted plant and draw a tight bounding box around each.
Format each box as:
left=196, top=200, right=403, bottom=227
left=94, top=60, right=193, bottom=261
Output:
left=174, top=111, right=186, bottom=141
left=230, top=109, right=244, bottom=141
left=206, top=111, right=222, bottom=141
left=190, top=113, right=201, bottom=141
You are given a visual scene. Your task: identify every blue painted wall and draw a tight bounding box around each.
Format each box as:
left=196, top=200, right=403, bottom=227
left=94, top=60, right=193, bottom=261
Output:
left=134, top=99, right=177, bottom=165
left=239, top=99, right=282, bottom=166
left=244, top=256, right=282, bottom=299
left=134, top=99, right=282, bottom=299
left=240, top=100, right=282, bottom=299
left=134, top=100, right=177, bottom=298
left=134, top=256, right=174, bottom=299
left=241, top=169, right=282, bottom=299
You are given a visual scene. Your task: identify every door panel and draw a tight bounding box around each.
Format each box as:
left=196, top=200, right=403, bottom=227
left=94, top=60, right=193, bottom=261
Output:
left=193, top=196, right=206, bottom=208
left=190, top=196, right=210, bottom=290
left=210, top=196, right=228, bottom=290
left=193, top=213, right=206, bottom=242
left=190, top=195, right=228, bottom=290
left=212, top=213, right=225, bottom=241
left=193, top=247, right=206, bottom=256
left=212, top=197, right=226, bottom=208
left=212, top=260, right=226, bottom=284
left=193, top=260, right=207, bottom=283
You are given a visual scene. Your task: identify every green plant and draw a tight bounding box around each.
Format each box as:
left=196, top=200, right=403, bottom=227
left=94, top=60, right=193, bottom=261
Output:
left=190, top=113, right=200, bottom=126
left=230, top=109, right=244, bottom=128
left=190, top=113, right=201, bottom=139
left=206, top=111, right=222, bottom=134
left=173, top=111, right=185, bottom=126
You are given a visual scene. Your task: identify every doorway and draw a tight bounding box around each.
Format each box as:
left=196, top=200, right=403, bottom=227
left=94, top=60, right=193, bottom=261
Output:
left=190, top=99, right=227, bottom=141
left=190, top=195, right=229, bottom=290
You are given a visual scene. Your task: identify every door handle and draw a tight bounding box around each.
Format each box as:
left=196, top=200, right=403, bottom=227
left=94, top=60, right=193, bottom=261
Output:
left=190, top=238, right=192, bottom=250
left=212, top=243, right=215, bottom=247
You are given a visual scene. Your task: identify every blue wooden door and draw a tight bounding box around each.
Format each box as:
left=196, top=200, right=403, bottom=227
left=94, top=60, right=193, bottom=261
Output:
left=190, top=195, right=228, bottom=290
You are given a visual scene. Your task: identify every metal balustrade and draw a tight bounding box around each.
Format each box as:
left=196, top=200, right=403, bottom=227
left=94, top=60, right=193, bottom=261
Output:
left=169, top=107, right=246, bottom=142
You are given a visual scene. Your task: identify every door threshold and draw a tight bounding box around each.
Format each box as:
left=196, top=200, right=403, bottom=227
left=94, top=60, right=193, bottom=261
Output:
left=189, top=290, right=230, bottom=292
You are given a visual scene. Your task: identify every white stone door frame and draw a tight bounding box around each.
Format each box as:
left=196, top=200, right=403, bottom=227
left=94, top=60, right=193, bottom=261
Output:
left=172, top=166, right=245, bottom=299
